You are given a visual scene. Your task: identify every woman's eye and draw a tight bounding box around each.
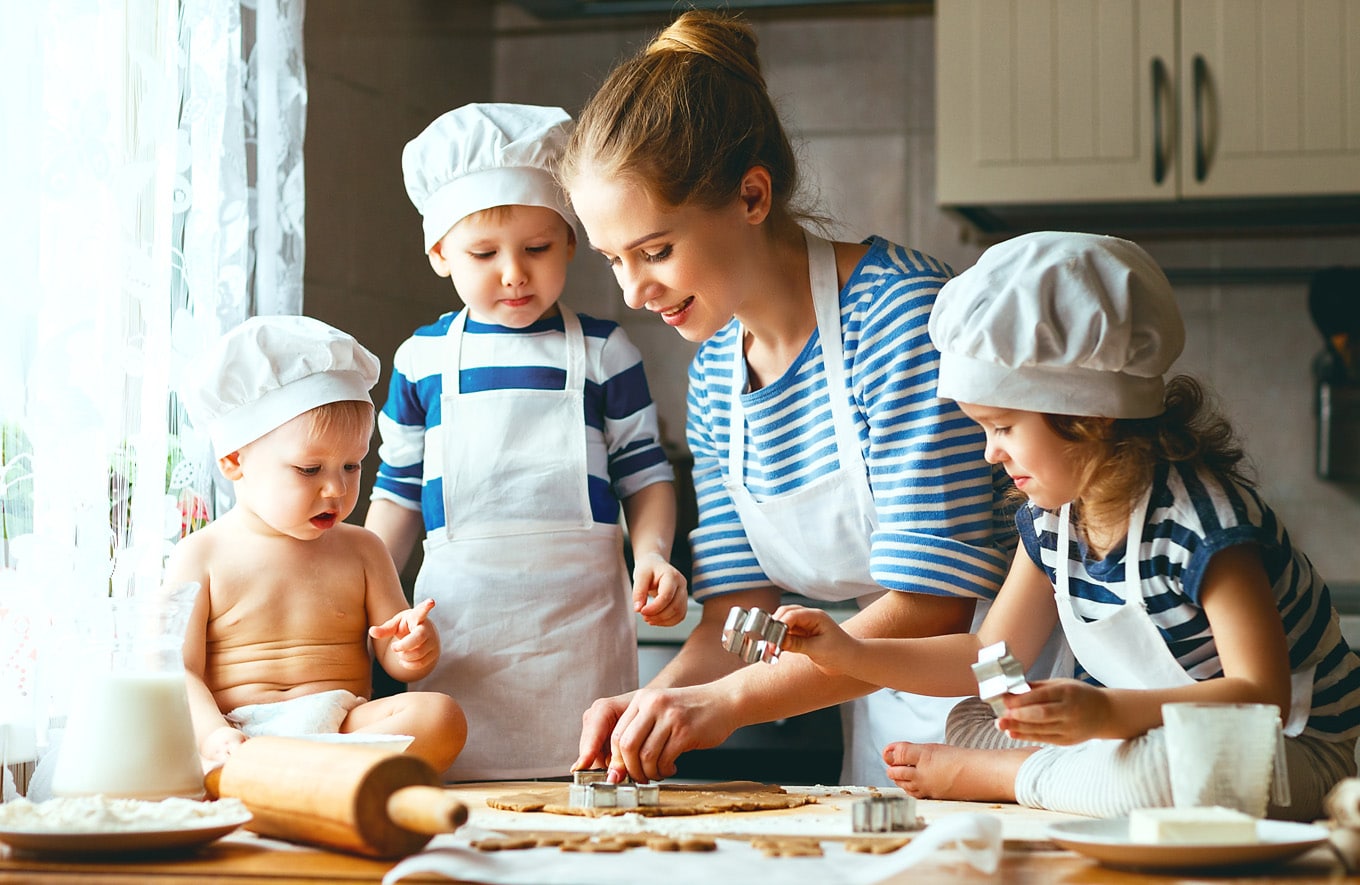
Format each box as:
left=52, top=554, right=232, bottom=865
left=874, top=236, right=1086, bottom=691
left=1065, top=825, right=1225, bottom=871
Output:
left=641, top=244, right=672, bottom=263
left=599, top=254, right=620, bottom=269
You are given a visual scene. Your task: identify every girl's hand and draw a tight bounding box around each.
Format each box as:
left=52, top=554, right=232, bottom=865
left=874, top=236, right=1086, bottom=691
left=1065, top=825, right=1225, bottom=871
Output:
left=772, top=604, right=860, bottom=676
left=632, top=552, right=689, bottom=627
left=996, top=678, right=1115, bottom=744
left=370, top=598, right=439, bottom=670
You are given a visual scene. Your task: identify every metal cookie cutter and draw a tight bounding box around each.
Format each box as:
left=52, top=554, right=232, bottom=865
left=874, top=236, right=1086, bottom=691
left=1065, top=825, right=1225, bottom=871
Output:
left=851, top=795, right=922, bottom=833
left=720, top=606, right=788, bottom=664
left=572, top=768, right=611, bottom=786
left=971, top=640, right=1030, bottom=716
left=569, top=782, right=661, bottom=809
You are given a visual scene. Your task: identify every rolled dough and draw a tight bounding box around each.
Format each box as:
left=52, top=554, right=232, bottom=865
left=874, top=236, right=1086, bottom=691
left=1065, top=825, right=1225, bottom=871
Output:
left=486, top=780, right=818, bottom=818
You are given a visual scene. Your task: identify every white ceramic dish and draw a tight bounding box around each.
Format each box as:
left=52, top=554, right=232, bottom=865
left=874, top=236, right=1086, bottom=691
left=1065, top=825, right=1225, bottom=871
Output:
left=297, top=733, right=414, bottom=753
left=1048, top=817, right=1330, bottom=871
left=0, top=811, right=252, bottom=857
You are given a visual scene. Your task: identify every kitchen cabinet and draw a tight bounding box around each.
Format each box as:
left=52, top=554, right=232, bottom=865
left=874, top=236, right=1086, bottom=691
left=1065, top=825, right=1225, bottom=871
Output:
left=936, top=0, right=1360, bottom=214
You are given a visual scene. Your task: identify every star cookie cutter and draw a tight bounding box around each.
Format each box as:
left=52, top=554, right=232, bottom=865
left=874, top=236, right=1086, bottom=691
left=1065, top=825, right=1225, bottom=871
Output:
left=971, top=640, right=1030, bottom=715
left=720, top=606, right=788, bottom=664
left=851, top=795, right=922, bottom=833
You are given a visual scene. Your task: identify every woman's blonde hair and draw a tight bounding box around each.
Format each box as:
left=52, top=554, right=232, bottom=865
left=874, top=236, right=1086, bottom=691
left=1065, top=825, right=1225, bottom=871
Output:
left=559, top=10, right=802, bottom=219
left=1039, top=376, right=1251, bottom=532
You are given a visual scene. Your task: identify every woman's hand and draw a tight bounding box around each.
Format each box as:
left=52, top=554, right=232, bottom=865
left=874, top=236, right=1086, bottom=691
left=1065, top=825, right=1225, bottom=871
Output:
left=576, top=685, right=738, bottom=783
left=996, top=678, right=1116, bottom=744
left=772, top=604, right=863, bottom=676
left=631, top=552, right=689, bottom=627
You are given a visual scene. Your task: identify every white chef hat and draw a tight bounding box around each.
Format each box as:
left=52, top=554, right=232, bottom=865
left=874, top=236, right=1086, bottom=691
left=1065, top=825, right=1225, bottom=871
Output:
left=402, top=103, right=577, bottom=254
left=183, top=315, right=381, bottom=455
left=929, top=231, right=1184, bottom=419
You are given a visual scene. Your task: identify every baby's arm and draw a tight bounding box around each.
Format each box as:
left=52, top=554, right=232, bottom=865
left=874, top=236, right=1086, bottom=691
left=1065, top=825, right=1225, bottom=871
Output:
left=364, top=499, right=424, bottom=573
left=622, top=481, right=687, bottom=626
left=360, top=529, right=440, bottom=681
left=164, top=533, right=246, bottom=765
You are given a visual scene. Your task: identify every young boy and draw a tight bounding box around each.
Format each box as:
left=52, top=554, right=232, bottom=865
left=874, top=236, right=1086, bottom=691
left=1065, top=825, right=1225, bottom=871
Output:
left=170, top=315, right=466, bottom=774
left=363, top=103, right=686, bottom=780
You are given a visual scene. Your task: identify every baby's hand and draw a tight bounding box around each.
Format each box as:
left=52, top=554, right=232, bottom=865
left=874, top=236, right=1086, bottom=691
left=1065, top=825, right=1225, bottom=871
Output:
left=772, top=604, right=859, bottom=676
left=201, top=725, right=247, bottom=766
left=370, top=598, right=439, bottom=671
left=631, top=552, right=688, bottom=627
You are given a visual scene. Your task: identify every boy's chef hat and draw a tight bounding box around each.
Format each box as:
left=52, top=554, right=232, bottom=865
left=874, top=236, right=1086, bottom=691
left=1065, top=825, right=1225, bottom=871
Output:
left=402, top=103, right=577, bottom=253
left=929, top=231, right=1184, bottom=419
left=183, top=315, right=381, bottom=455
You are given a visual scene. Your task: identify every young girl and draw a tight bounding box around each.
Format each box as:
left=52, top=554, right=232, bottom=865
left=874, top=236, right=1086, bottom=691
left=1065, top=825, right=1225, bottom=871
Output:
left=774, top=231, right=1360, bottom=820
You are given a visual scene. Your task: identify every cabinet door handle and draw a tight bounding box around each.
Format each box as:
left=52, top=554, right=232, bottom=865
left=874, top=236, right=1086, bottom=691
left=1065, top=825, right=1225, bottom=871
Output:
left=1151, top=57, right=1169, bottom=185
left=1192, top=53, right=1208, bottom=182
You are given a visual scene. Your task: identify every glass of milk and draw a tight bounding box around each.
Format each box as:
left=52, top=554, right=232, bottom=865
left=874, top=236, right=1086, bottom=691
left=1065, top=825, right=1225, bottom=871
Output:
left=50, top=582, right=205, bottom=800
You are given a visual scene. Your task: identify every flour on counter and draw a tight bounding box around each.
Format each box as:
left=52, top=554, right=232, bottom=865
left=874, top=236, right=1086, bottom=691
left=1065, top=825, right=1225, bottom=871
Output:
left=0, top=795, right=249, bottom=832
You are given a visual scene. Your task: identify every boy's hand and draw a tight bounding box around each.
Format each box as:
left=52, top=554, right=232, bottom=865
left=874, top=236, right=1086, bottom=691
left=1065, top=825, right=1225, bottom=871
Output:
left=200, top=725, right=247, bottom=766
left=995, top=678, right=1114, bottom=744
left=772, top=604, right=859, bottom=676
left=631, top=552, right=688, bottom=627
left=370, top=598, right=439, bottom=671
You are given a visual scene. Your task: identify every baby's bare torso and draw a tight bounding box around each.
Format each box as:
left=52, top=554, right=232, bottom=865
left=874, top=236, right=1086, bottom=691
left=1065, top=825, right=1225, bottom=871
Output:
left=200, top=524, right=377, bottom=712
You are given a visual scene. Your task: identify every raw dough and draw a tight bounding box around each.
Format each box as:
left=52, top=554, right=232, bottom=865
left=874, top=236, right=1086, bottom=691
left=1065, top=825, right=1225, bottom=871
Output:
left=486, top=781, right=817, bottom=818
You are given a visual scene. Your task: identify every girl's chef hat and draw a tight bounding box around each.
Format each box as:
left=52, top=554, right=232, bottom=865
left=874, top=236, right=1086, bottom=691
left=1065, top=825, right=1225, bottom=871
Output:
left=929, top=231, right=1184, bottom=419
left=402, top=103, right=577, bottom=254
left=183, top=315, right=380, bottom=455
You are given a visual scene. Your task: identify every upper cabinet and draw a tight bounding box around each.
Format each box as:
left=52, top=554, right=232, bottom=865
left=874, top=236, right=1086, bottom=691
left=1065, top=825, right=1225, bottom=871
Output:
left=936, top=0, right=1360, bottom=230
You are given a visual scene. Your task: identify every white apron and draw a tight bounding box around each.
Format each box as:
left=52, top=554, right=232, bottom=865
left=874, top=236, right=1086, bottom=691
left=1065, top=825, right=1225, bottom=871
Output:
left=1054, top=493, right=1311, bottom=736
left=723, top=231, right=985, bottom=786
left=412, top=307, right=637, bottom=781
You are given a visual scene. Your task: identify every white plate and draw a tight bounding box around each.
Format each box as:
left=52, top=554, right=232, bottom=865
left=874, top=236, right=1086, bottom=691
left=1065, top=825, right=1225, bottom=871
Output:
left=0, top=811, right=252, bottom=857
left=1048, top=817, right=1329, bottom=871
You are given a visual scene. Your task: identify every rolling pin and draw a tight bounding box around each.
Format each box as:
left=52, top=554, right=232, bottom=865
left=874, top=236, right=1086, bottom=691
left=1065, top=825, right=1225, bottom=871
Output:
left=203, top=735, right=468, bottom=859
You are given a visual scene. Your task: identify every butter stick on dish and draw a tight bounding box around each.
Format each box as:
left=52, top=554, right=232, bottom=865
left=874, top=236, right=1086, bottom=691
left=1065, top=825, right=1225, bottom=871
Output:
left=1128, top=806, right=1257, bottom=845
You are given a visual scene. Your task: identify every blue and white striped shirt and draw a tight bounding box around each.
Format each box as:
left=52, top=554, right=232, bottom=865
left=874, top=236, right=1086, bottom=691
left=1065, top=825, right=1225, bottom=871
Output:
left=371, top=309, right=673, bottom=531
left=686, top=236, right=1017, bottom=602
left=1018, top=460, right=1360, bottom=739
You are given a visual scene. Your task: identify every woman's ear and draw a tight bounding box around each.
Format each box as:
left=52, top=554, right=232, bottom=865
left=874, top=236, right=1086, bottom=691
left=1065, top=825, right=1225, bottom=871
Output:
left=737, top=166, right=773, bottom=226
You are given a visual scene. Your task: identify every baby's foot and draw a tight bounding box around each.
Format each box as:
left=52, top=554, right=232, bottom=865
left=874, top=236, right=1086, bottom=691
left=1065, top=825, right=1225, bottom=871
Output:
left=882, top=741, right=1033, bottom=803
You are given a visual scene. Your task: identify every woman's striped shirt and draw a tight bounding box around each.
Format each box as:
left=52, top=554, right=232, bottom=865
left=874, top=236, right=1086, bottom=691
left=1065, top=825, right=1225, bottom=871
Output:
left=686, top=236, right=1017, bottom=603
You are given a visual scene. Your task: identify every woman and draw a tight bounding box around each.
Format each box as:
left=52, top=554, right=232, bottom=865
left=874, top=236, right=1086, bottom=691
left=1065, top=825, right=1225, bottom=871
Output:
left=559, top=9, right=1065, bottom=787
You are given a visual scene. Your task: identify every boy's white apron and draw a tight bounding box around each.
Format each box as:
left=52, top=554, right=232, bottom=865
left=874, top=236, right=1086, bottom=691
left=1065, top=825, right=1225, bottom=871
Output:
left=723, top=232, right=986, bottom=786
left=1054, top=493, right=1311, bottom=735
left=412, top=307, right=636, bottom=781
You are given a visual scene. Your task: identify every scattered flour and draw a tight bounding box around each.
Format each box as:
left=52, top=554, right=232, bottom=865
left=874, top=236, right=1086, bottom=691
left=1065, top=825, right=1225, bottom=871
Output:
left=0, top=796, right=249, bottom=832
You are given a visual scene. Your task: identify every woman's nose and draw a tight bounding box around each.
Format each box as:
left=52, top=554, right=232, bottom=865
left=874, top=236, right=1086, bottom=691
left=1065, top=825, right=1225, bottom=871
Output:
left=618, top=266, right=650, bottom=311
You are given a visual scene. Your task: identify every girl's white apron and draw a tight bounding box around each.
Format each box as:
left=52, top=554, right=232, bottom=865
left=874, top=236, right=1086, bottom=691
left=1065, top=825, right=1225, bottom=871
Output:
left=723, top=232, right=991, bottom=786
left=1054, top=493, right=1311, bottom=735
left=412, top=307, right=636, bottom=781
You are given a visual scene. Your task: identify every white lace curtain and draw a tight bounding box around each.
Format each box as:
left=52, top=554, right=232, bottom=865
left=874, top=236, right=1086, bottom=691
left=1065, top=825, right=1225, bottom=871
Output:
left=0, top=0, right=305, bottom=784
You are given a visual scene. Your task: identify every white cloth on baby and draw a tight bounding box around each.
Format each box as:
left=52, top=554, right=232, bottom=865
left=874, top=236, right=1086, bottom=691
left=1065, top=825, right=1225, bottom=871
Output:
left=226, top=689, right=363, bottom=737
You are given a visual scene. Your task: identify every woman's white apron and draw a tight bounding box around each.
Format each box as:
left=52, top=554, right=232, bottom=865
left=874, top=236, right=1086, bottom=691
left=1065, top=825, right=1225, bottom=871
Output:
left=412, top=307, right=636, bottom=781
left=1054, top=493, right=1311, bottom=735
left=721, top=231, right=980, bottom=786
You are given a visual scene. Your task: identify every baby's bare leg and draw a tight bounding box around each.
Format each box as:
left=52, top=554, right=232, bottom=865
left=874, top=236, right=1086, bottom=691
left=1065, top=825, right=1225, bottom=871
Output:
left=343, top=692, right=467, bottom=774
left=882, top=741, right=1037, bottom=802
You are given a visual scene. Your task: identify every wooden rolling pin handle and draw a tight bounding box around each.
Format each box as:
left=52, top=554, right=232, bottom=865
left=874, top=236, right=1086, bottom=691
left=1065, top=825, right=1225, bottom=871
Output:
left=386, top=786, right=469, bottom=835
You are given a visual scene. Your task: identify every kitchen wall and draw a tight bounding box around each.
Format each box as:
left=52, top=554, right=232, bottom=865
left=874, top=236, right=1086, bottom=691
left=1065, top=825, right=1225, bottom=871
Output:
left=303, top=2, right=1360, bottom=592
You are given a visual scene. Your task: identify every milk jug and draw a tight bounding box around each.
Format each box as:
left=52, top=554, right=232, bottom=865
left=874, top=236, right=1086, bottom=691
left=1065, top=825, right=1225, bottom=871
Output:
left=51, top=582, right=204, bottom=800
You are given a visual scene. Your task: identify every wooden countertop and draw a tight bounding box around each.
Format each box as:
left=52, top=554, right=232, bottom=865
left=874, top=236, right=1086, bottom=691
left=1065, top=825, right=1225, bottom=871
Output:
left=0, top=782, right=1353, bottom=884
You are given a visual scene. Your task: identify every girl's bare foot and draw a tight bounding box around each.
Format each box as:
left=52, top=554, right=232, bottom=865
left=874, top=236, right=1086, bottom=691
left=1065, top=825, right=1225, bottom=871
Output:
left=882, top=741, right=1036, bottom=802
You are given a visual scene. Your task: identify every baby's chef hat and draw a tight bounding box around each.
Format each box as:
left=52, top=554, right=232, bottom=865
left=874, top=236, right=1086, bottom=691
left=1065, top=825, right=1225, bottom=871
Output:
left=183, top=315, right=381, bottom=455
left=929, top=231, right=1184, bottom=419
left=402, top=103, right=577, bottom=254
